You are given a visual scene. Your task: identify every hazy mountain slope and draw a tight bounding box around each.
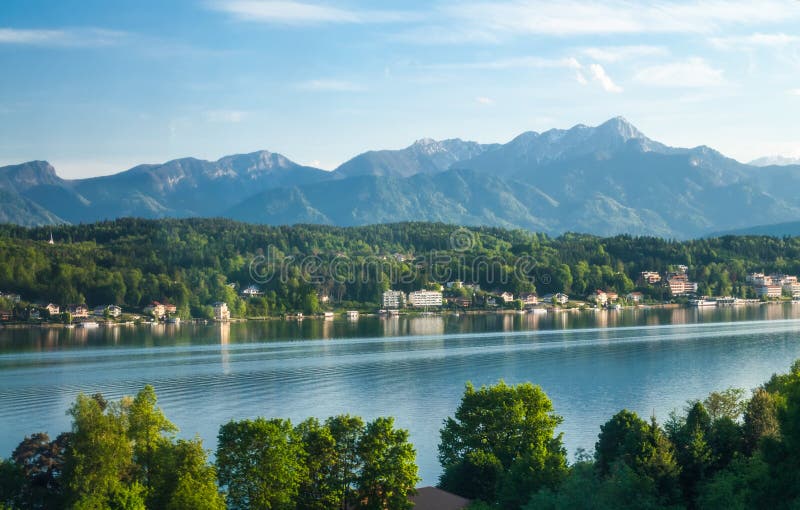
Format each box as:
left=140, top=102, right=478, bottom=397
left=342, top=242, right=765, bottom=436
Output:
left=710, top=221, right=800, bottom=237
left=4, top=118, right=800, bottom=238
left=226, top=169, right=559, bottom=231
left=335, top=138, right=498, bottom=178
left=749, top=156, right=800, bottom=167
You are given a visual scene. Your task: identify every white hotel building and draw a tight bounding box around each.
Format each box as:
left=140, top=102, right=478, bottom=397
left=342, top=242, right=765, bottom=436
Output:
left=382, top=290, right=406, bottom=309
left=408, top=290, right=443, bottom=308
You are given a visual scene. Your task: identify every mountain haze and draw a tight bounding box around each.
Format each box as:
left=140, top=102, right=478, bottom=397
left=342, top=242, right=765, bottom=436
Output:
left=3, top=117, right=800, bottom=238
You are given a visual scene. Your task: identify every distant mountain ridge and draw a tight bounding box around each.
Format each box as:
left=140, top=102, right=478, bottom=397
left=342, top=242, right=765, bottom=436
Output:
left=3, top=117, right=800, bottom=238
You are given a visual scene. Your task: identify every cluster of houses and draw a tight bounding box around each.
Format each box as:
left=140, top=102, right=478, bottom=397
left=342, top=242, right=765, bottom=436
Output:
left=382, top=283, right=545, bottom=310
left=746, top=272, right=800, bottom=299
left=0, top=291, right=232, bottom=323
left=638, top=266, right=699, bottom=296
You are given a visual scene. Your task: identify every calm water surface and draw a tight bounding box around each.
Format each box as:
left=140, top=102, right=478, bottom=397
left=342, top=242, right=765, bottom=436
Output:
left=3, top=304, right=800, bottom=485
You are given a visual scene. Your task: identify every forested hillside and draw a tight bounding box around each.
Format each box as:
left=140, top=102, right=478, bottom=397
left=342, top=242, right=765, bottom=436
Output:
left=1, top=219, right=800, bottom=317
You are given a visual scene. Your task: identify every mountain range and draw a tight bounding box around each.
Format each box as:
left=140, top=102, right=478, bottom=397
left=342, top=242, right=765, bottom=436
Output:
left=3, top=117, right=800, bottom=238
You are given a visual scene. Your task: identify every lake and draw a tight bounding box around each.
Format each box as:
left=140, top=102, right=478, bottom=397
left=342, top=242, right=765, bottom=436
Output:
left=2, top=304, right=800, bottom=485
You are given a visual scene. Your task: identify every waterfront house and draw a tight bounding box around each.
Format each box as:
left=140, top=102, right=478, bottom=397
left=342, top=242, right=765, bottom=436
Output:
left=66, top=304, right=89, bottom=318
left=44, top=303, right=60, bottom=315
left=213, top=302, right=230, bottom=321
left=0, top=310, right=12, bottom=321
left=445, top=296, right=471, bottom=307
left=520, top=293, right=538, bottom=306
left=94, top=305, right=122, bottom=318
left=606, top=291, right=619, bottom=302
left=499, top=291, right=515, bottom=303
left=164, top=303, right=177, bottom=315
left=591, top=290, right=608, bottom=305
left=144, top=302, right=166, bottom=319
left=542, top=293, right=569, bottom=305
left=626, top=292, right=644, bottom=303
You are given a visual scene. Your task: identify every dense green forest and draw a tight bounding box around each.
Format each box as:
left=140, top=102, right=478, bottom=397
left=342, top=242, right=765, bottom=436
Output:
left=1, top=218, right=800, bottom=317
left=2, top=361, right=800, bottom=509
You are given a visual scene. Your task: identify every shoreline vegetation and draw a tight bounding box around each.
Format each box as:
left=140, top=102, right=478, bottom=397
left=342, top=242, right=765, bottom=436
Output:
left=1, top=219, right=800, bottom=327
left=2, top=360, right=800, bottom=509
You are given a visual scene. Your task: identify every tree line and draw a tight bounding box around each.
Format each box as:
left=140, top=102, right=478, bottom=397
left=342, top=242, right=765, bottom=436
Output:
left=0, top=386, right=418, bottom=510
left=439, top=361, right=800, bottom=509
left=2, top=218, right=800, bottom=316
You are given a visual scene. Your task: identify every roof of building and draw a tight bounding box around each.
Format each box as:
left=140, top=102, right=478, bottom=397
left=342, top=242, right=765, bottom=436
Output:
left=408, top=487, right=470, bottom=510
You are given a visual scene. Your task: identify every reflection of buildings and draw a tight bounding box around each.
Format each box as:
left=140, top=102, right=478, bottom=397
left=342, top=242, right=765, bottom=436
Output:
left=219, top=322, right=231, bottom=374
left=502, top=314, right=514, bottom=332
left=381, top=316, right=403, bottom=337
left=408, top=316, right=445, bottom=336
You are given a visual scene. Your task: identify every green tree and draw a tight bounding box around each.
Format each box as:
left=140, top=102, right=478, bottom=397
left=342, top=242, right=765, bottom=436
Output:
left=155, top=438, right=225, bottom=510
left=703, top=388, right=746, bottom=422
left=216, top=418, right=306, bottom=510
left=355, top=417, right=419, bottom=510
left=295, top=418, right=341, bottom=510
left=742, top=388, right=779, bottom=454
left=326, top=415, right=364, bottom=510
left=62, top=394, right=136, bottom=508
left=438, top=381, right=566, bottom=506
left=128, top=385, right=178, bottom=490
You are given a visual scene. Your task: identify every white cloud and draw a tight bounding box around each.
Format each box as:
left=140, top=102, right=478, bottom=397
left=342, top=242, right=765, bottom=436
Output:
left=475, top=96, right=495, bottom=105
left=582, top=45, right=669, bottom=63
left=588, top=64, right=623, bottom=93
left=443, top=0, right=799, bottom=36
left=209, top=1, right=417, bottom=25
left=430, top=56, right=583, bottom=70
left=710, top=32, right=800, bottom=49
left=205, top=110, right=249, bottom=123
left=0, top=27, right=127, bottom=47
left=789, top=89, right=800, bottom=96
left=298, top=79, right=365, bottom=92
left=634, top=58, right=725, bottom=88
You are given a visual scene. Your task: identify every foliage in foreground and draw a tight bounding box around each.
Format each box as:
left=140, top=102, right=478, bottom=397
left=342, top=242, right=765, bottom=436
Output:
left=0, top=387, right=418, bottom=510
left=441, top=361, right=800, bottom=510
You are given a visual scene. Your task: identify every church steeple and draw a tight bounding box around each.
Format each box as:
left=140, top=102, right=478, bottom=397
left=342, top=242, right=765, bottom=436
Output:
left=48, top=232, right=54, bottom=245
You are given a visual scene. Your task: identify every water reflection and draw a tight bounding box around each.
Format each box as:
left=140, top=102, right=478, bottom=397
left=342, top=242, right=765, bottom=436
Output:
left=2, top=305, right=800, bottom=352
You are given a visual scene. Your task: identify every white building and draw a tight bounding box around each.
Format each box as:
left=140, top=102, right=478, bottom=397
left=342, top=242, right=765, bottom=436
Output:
left=408, top=290, right=443, bottom=308
left=93, top=305, right=122, bottom=318
left=756, top=285, right=782, bottom=298
left=241, top=285, right=263, bottom=297
left=213, top=302, right=230, bottom=321
left=382, top=290, right=406, bottom=309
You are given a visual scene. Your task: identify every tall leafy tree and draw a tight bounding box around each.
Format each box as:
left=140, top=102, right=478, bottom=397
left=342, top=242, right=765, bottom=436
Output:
left=355, top=417, right=419, bottom=510
left=326, top=415, right=364, bottom=510
left=62, top=394, right=139, bottom=509
left=127, top=385, right=177, bottom=491
left=438, top=381, right=566, bottom=506
left=295, top=418, right=342, bottom=510
left=216, top=418, right=306, bottom=510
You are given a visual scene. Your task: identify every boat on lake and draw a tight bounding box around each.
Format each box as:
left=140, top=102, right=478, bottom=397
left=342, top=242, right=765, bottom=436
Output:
left=77, top=321, right=99, bottom=328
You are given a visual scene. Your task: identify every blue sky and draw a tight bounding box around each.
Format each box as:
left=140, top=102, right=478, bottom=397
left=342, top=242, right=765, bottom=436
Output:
left=1, top=0, right=799, bottom=177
